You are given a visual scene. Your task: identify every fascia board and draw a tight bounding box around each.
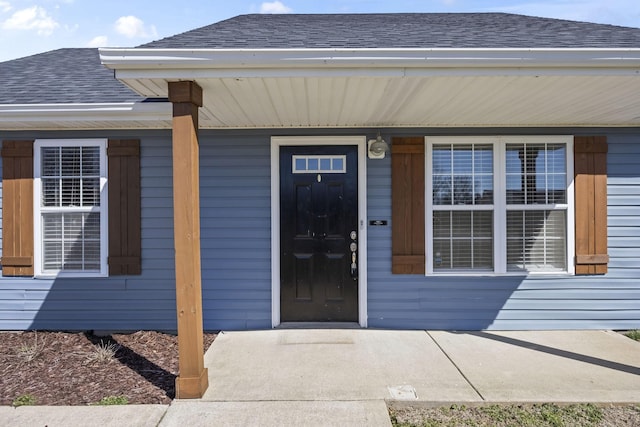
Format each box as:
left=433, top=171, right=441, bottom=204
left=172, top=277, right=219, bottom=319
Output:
left=100, top=47, right=640, bottom=73
left=0, top=102, right=171, bottom=123
left=113, top=66, right=640, bottom=80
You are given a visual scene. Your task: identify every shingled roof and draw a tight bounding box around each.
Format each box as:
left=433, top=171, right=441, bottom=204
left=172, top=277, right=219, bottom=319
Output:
left=142, top=13, right=640, bottom=49
left=0, top=48, right=141, bottom=104
left=3, top=13, right=640, bottom=107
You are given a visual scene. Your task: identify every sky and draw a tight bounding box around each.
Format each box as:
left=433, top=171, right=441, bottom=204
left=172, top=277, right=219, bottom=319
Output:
left=1, top=0, right=640, bottom=62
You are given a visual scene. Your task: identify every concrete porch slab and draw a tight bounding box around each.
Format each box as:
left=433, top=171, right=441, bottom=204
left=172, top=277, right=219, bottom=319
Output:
left=429, top=330, right=640, bottom=402
left=201, top=329, right=481, bottom=402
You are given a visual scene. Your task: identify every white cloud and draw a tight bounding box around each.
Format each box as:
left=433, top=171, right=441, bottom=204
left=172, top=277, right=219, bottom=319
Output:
left=87, top=35, right=108, bottom=47
left=260, top=1, right=292, bottom=14
left=1, top=6, right=59, bottom=35
left=114, top=15, right=157, bottom=38
left=0, top=1, right=12, bottom=13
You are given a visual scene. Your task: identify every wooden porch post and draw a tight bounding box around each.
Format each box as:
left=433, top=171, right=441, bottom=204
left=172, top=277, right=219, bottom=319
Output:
left=168, top=81, right=208, bottom=398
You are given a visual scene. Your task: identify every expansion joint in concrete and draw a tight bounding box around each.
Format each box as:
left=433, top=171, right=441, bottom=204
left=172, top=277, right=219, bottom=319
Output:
left=425, top=331, right=485, bottom=401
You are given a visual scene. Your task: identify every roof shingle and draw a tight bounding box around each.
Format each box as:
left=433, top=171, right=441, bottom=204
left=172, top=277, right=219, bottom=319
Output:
left=142, top=13, right=640, bottom=49
left=0, top=48, right=141, bottom=104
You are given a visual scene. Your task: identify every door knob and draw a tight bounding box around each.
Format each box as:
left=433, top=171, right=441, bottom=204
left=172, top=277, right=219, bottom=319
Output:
left=350, top=251, right=357, bottom=280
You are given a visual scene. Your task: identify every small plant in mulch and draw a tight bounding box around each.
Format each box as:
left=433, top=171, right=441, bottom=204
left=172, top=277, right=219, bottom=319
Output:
left=85, top=339, right=121, bottom=363
left=12, top=394, right=36, bottom=407
left=624, top=330, right=640, bottom=341
left=92, top=395, right=129, bottom=405
left=16, top=331, right=44, bottom=363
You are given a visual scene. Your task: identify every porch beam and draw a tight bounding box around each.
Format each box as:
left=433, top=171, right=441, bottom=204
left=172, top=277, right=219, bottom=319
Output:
left=168, top=80, right=208, bottom=399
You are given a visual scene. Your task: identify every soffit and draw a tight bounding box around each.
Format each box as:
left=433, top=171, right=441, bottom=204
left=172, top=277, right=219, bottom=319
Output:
left=116, top=73, right=640, bottom=128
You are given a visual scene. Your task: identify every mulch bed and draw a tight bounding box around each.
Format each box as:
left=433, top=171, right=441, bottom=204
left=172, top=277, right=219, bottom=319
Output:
left=0, top=331, right=216, bottom=406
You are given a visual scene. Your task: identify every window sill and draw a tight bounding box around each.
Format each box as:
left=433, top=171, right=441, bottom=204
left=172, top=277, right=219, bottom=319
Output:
left=425, top=271, right=573, bottom=277
left=34, top=272, right=109, bottom=279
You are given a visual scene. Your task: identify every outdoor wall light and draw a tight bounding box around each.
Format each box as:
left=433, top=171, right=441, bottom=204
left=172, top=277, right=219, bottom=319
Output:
left=368, top=132, right=389, bottom=159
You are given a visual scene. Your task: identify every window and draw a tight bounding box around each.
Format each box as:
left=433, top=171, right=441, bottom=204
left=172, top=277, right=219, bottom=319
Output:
left=431, top=143, right=494, bottom=271
left=34, top=139, right=108, bottom=277
left=426, top=136, right=573, bottom=275
left=292, top=155, right=346, bottom=173
left=505, top=143, right=568, bottom=272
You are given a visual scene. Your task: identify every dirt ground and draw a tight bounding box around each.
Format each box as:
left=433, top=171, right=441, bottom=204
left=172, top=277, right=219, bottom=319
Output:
left=0, top=330, right=216, bottom=406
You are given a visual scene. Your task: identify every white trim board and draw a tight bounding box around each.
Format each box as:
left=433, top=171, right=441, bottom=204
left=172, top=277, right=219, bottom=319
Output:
left=100, top=47, right=640, bottom=74
left=0, top=102, right=171, bottom=123
left=270, top=136, right=368, bottom=328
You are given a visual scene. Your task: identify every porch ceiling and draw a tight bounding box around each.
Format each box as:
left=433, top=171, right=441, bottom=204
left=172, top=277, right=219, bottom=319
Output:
left=118, top=74, right=640, bottom=128
left=102, top=48, right=640, bottom=129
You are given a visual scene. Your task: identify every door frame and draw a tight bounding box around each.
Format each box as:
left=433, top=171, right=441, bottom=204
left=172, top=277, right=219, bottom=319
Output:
left=271, top=136, right=368, bottom=328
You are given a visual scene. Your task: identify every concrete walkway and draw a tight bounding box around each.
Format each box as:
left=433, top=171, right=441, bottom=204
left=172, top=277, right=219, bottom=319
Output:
left=2, top=330, right=639, bottom=426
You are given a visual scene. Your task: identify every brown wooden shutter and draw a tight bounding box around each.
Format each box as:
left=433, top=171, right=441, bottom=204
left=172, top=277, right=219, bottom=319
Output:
left=574, top=136, right=608, bottom=275
left=391, top=137, right=425, bottom=274
left=1, top=141, right=34, bottom=276
left=107, top=139, right=141, bottom=275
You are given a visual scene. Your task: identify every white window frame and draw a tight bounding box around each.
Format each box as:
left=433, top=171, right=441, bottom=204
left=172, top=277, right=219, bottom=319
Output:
left=33, top=139, right=108, bottom=278
left=292, top=155, right=347, bottom=173
left=425, top=136, right=574, bottom=276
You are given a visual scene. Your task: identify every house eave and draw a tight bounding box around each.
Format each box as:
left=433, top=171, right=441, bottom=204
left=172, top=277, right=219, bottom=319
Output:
left=7, top=48, right=633, bottom=130
left=0, top=102, right=172, bottom=130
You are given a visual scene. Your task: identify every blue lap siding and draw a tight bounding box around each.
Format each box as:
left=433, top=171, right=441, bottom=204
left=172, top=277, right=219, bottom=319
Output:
left=199, top=134, right=272, bottom=330
left=0, top=132, right=178, bottom=331
left=367, top=131, right=640, bottom=330
left=0, top=129, right=639, bottom=331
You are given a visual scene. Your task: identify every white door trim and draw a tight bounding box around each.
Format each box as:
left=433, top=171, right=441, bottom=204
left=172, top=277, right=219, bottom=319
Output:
left=270, top=136, right=368, bottom=328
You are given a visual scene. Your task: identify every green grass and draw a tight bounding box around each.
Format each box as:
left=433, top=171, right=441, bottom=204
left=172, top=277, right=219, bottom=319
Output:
left=624, top=330, right=640, bottom=341
left=12, top=394, right=36, bottom=407
left=390, top=403, right=605, bottom=427
left=92, top=395, right=128, bottom=405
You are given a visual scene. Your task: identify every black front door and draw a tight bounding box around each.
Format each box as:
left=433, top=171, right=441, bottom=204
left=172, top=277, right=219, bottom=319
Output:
left=280, top=145, right=359, bottom=322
